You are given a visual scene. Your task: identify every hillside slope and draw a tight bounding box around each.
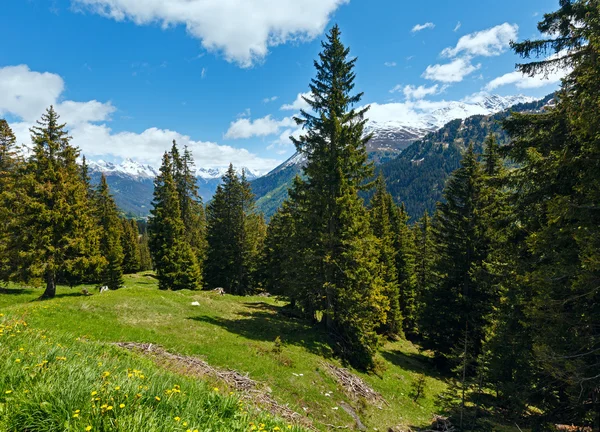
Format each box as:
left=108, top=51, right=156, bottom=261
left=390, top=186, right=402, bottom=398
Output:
left=0, top=274, right=448, bottom=431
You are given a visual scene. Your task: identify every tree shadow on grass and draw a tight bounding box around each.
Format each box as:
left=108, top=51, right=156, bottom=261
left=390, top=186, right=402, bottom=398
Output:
left=0, top=287, right=35, bottom=296
left=381, top=349, right=448, bottom=380
left=188, top=302, right=333, bottom=358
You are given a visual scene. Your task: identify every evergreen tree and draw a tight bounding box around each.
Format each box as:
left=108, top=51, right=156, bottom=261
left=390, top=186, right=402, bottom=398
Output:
left=121, top=218, right=141, bottom=274
left=96, top=174, right=124, bottom=289
left=5, top=107, right=102, bottom=298
left=419, top=145, right=495, bottom=367
left=170, top=141, right=207, bottom=267
left=148, top=152, right=202, bottom=291
left=414, top=210, right=436, bottom=322
left=497, top=2, right=600, bottom=425
left=0, top=120, right=18, bottom=283
left=205, top=165, right=263, bottom=294
left=369, top=174, right=401, bottom=337
left=288, top=25, right=388, bottom=369
left=392, top=203, right=418, bottom=338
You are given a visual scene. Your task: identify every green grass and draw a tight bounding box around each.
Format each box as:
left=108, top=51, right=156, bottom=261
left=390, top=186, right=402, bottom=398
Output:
left=0, top=273, right=448, bottom=431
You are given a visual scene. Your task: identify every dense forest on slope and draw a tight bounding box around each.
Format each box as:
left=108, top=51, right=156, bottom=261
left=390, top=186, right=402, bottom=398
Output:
left=379, top=94, right=554, bottom=218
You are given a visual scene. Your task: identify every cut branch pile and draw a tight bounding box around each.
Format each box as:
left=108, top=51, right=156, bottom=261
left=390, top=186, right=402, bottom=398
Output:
left=116, top=342, right=315, bottom=429
left=321, top=362, right=388, bottom=407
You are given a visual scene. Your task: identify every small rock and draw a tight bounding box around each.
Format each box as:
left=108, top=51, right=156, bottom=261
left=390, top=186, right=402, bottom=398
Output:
left=191, top=301, right=200, bottom=306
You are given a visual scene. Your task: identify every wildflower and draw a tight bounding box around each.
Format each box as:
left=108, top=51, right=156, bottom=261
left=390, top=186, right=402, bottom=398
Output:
left=102, top=371, right=110, bottom=378
left=174, top=417, right=181, bottom=422
left=5, top=390, right=12, bottom=394
left=15, top=359, right=21, bottom=363
left=183, top=422, right=188, bottom=426
left=85, top=426, right=92, bottom=431
left=114, top=386, right=120, bottom=390
left=155, top=396, right=161, bottom=401
left=274, top=428, right=280, bottom=431
left=213, top=387, right=219, bottom=392
left=75, top=410, right=80, bottom=413
left=73, top=414, right=79, bottom=418
left=107, top=406, right=113, bottom=411
left=119, top=404, right=125, bottom=408
left=91, top=391, right=98, bottom=396
left=136, top=393, right=141, bottom=398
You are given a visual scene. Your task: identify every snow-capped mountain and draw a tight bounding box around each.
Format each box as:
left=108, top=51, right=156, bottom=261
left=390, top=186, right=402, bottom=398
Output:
left=366, top=94, right=536, bottom=155
left=88, top=158, right=159, bottom=179
left=88, top=158, right=259, bottom=181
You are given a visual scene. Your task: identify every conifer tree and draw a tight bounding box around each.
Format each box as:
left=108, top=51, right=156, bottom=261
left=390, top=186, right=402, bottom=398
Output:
left=419, top=145, right=495, bottom=366
left=148, top=152, right=202, bottom=291
left=96, top=174, right=124, bottom=289
left=0, top=120, right=18, bottom=283
left=6, top=107, right=102, bottom=298
left=138, top=230, right=153, bottom=271
left=497, top=2, right=600, bottom=424
left=121, top=218, right=141, bottom=274
left=288, top=25, right=388, bottom=369
left=369, top=174, right=401, bottom=337
left=414, top=210, right=436, bottom=325
left=205, top=165, right=263, bottom=294
left=170, top=141, right=207, bottom=266
left=391, top=203, right=418, bottom=338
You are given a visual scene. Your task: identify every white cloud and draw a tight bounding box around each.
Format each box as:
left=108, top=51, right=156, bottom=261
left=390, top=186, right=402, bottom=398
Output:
left=411, top=22, right=435, bottom=33
left=1, top=64, right=281, bottom=173
left=384, top=61, right=397, bottom=67
left=263, top=96, right=278, bottom=103
left=485, top=69, right=566, bottom=90
left=442, top=23, right=518, bottom=58
left=396, top=84, right=446, bottom=100
left=73, top=0, right=348, bottom=67
left=422, top=57, right=481, bottom=83
left=280, top=92, right=312, bottom=111
left=454, top=21, right=462, bottom=32
left=201, top=67, right=207, bottom=78
left=225, top=115, right=295, bottom=139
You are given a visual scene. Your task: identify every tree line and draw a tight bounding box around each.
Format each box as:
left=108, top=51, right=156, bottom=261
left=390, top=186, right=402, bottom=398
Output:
left=0, top=109, right=152, bottom=298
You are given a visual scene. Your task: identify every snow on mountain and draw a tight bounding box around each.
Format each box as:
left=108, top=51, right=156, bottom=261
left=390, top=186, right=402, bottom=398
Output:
left=366, top=94, right=536, bottom=154
left=88, top=158, right=159, bottom=179
left=88, top=158, right=260, bottom=181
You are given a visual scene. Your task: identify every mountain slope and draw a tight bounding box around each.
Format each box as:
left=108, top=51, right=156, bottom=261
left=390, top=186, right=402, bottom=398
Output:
left=252, top=94, right=543, bottom=219
left=379, top=94, right=554, bottom=218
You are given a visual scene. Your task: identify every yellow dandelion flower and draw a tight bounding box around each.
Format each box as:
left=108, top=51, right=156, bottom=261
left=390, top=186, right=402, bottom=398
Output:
left=15, top=359, right=21, bottom=363
left=119, top=403, right=125, bottom=408
left=155, top=396, right=161, bottom=401
left=114, top=386, right=120, bottom=390
left=107, top=406, right=113, bottom=411
left=274, top=427, right=280, bottom=431
left=183, top=422, right=188, bottom=427
left=213, top=387, right=219, bottom=392
left=91, top=391, right=98, bottom=396
left=288, top=426, right=292, bottom=430
left=5, top=390, right=12, bottom=394
left=73, top=414, right=79, bottom=418
left=174, top=417, right=181, bottom=422
left=85, top=426, right=92, bottom=431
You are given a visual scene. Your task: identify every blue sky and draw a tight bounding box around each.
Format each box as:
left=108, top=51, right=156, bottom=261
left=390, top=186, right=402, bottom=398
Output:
left=0, top=0, right=562, bottom=173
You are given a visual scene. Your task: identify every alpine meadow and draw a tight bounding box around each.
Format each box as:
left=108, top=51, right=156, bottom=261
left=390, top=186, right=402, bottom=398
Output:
left=1, top=1, right=600, bottom=431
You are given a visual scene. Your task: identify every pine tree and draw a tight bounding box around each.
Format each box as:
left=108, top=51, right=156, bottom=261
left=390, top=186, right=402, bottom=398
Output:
left=497, top=2, right=600, bottom=425
left=369, top=174, right=401, bottom=337
left=288, top=25, right=388, bottom=369
left=121, top=218, right=141, bottom=274
left=96, top=174, right=125, bottom=289
left=0, top=120, right=18, bottom=283
left=205, top=165, right=263, bottom=294
left=170, top=141, right=207, bottom=268
left=148, top=152, right=202, bottom=291
left=419, top=145, right=495, bottom=367
left=392, top=203, right=418, bottom=338
left=5, top=107, right=103, bottom=298
left=414, top=210, right=436, bottom=323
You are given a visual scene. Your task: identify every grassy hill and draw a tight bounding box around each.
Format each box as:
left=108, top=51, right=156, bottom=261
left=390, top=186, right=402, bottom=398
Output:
left=0, top=274, right=449, bottom=431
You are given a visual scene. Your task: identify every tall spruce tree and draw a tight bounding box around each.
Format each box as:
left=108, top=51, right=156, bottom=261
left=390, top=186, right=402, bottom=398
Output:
left=414, top=210, right=436, bottom=326
left=170, top=142, right=207, bottom=267
left=205, top=165, right=263, bottom=294
left=288, top=25, right=388, bottom=369
left=369, top=174, right=401, bottom=337
left=96, top=174, right=124, bottom=289
left=5, top=107, right=102, bottom=298
left=497, top=2, right=600, bottom=425
left=0, top=120, right=18, bottom=283
left=392, top=203, right=418, bottom=338
left=148, top=152, right=202, bottom=291
left=419, top=145, right=495, bottom=367
left=121, top=218, right=141, bottom=274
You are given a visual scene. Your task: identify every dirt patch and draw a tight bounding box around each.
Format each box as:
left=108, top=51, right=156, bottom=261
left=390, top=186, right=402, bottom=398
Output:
left=116, top=342, right=315, bottom=430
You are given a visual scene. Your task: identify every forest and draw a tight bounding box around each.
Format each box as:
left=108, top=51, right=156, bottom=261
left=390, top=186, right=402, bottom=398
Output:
left=1, top=1, right=599, bottom=431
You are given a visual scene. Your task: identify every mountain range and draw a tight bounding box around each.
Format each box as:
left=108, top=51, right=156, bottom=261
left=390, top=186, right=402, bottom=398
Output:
left=87, top=93, right=541, bottom=218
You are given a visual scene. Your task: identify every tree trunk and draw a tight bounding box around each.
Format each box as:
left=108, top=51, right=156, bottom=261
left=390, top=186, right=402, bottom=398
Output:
left=41, top=270, right=56, bottom=299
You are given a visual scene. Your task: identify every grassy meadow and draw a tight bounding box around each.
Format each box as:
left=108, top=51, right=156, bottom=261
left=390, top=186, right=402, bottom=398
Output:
left=0, top=273, right=448, bottom=431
